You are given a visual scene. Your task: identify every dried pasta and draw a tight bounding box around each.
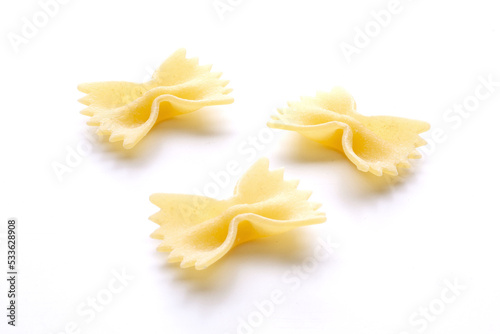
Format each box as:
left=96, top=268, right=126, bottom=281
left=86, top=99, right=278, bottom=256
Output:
left=78, top=49, right=233, bottom=149
left=268, top=87, right=430, bottom=176
left=149, top=158, right=326, bottom=270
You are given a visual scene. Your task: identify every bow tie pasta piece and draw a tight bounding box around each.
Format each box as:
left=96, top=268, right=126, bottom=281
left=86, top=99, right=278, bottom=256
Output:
left=149, top=158, right=326, bottom=270
left=267, top=87, right=430, bottom=176
left=77, top=49, right=233, bottom=149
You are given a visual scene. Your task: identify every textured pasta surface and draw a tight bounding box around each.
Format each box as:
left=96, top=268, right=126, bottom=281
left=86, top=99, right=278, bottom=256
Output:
left=78, top=49, right=233, bottom=149
left=149, top=158, right=326, bottom=270
left=268, top=87, right=430, bottom=176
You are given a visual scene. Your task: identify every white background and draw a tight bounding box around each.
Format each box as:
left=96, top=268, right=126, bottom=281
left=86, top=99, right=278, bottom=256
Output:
left=1, top=0, right=500, bottom=333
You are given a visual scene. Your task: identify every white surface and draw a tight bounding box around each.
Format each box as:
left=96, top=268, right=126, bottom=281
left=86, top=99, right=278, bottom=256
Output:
left=1, top=0, right=500, bottom=333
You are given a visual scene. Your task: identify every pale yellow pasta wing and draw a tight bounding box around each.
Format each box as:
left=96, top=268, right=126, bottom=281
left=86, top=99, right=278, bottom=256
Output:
left=268, top=87, right=430, bottom=176
left=78, top=48, right=233, bottom=149
left=149, top=158, right=326, bottom=270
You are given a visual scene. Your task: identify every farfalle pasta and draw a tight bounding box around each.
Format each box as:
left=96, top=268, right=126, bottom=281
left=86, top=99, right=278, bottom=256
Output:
left=78, top=49, right=233, bottom=149
left=268, top=87, right=430, bottom=176
left=149, top=158, right=326, bottom=270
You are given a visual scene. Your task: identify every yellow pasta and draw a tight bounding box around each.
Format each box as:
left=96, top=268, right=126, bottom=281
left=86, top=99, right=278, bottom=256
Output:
left=78, top=49, right=233, bottom=149
left=149, top=158, right=326, bottom=270
left=268, top=87, right=430, bottom=176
